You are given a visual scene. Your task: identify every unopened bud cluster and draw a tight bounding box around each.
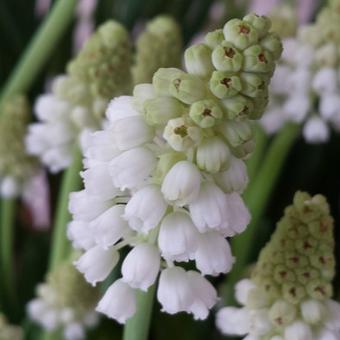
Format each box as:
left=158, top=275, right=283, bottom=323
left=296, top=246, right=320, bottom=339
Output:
left=28, top=261, right=99, bottom=340
left=133, top=16, right=182, bottom=84
left=0, top=95, right=38, bottom=197
left=261, top=0, right=340, bottom=144
left=217, top=192, right=340, bottom=339
left=0, top=314, right=23, bottom=340
left=68, top=14, right=282, bottom=324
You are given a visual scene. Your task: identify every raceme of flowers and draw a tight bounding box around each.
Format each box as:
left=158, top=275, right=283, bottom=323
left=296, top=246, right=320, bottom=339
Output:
left=68, top=13, right=282, bottom=323
left=25, top=16, right=182, bottom=174
left=26, top=21, right=133, bottom=173
left=216, top=191, right=340, bottom=340
left=28, top=261, right=99, bottom=340
left=0, top=95, right=38, bottom=198
left=261, top=0, right=340, bottom=144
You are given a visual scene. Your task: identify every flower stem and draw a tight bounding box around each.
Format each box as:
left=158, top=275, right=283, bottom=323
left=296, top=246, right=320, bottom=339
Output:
left=48, top=148, right=83, bottom=271
left=123, top=285, right=156, bottom=340
left=0, top=198, right=18, bottom=313
left=223, top=123, right=300, bottom=303
left=0, top=0, right=77, bottom=107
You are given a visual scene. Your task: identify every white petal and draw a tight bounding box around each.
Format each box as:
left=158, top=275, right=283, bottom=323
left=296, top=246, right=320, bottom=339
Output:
left=67, top=220, right=95, bottom=250
left=64, top=323, right=85, bottom=340
left=216, top=307, right=251, bottom=336
left=235, top=279, right=256, bottom=305
left=284, top=321, right=313, bottom=340
left=303, top=117, right=329, bottom=144
left=106, top=96, right=139, bottom=123
left=75, top=246, right=119, bottom=285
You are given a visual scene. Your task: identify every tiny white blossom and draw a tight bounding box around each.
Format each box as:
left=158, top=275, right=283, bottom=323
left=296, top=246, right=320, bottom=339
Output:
left=303, top=117, right=330, bottom=144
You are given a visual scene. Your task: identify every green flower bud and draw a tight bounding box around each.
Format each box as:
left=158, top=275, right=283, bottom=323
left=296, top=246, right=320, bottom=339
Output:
left=133, top=16, right=182, bottom=84
left=246, top=287, right=271, bottom=309
left=269, top=300, right=297, bottom=327
left=144, top=96, right=185, bottom=126
left=0, top=96, right=37, bottom=182
left=219, top=120, right=254, bottom=147
left=240, top=72, right=268, bottom=98
left=153, top=151, right=186, bottom=183
left=196, top=137, right=231, bottom=173
left=152, top=68, right=185, bottom=96
left=243, top=44, right=274, bottom=73
left=221, top=95, right=254, bottom=120
left=260, top=32, right=283, bottom=60
left=223, top=19, right=259, bottom=50
left=133, top=84, right=156, bottom=110
left=269, top=5, right=297, bottom=38
left=314, top=43, right=338, bottom=67
left=68, top=20, right=132, bottom=99
left=168, top=73, right=206, bottom=104
left=244, top=13, right=271, bottom=38
left=248, top=90, right=269, bottom=119
left=163, top=117, right=202, bottom=151
left=184, top=43, right=214, bottom=78
left=204, top=29, right=224, bottom=49
left=211, top=41, right=243, bottom=72
left=189, top=99, right=223, bottom=128
left=231, top=139, right=256, bottom=159
left=209, top=70, right=242, bottom=99
left=250, top=192, right=335, bottom=306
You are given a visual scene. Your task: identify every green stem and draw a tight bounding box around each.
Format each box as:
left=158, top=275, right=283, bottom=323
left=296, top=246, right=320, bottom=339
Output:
left=246, top=124, right=268, bottom=181
left=48, top=148, right=83, bottom=271
left=0, top=198, right=18, bottom=313
left=123, top=285, right=156, bottom=340
left=224, top=123, right=300, bottom=303
left=0, top=0, right=77, bottom=107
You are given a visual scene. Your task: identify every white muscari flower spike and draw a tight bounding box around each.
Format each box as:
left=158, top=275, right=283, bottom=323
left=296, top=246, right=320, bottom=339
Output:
left=68, top=12, right=282, bottom=324
left=216, top=191, right=340, bottom=340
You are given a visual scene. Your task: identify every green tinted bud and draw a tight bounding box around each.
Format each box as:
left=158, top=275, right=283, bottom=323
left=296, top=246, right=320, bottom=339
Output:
left=133, top=16, right=182, bottom=84
left=246, top=287, right=271, bottom=309
left=314, top=43, right=338, bottom=67
left=282, top=283, right=306, bottom=304
left=144, top=96, right=185, bottom=126
left=163, top=117, right=202, bottom=151
left=231, top=139, right=256, bottom=159
left=306, top=280, right=333, bottom=300
left=169, top=73, right=206, bottom=104
left=153, top=152, right=186, bottom=183
left=133, top=83, right=156, bottom=110
left=223, top=19, right=259, bottom=50
left=248, top=90, right=269, bottom=119
left=244, top=13, right=271, bottom=38
left=219, top=120, right=254, bottom=147
left=0, top=96, right=37, bottom=182
left=68, top=21, right=132, bottom=98
left=152, top=67, right=185, bottom=96
left=243, top=44, right=274, bottom=73
left=269, top=5, right=297, bottom=38
left=204, top=29, right=224, bottom=49
left=211, top=41, right=243, bottom=72
left=196, top=137, right=231, bottom=173
left=298, top=25, right=323, bottom=47
left=269, top=300, right=297, bottom=326
left=184, top=44, right=214, bottom=78
left=209, top=71, right=242, bottom=99
left=240, top=72, right=268, bottom=98
left=189, top=99, right=223, bottom=128
left=260, top=32, right=283, bottom=60
left=222, top=95, right=254, bottom=120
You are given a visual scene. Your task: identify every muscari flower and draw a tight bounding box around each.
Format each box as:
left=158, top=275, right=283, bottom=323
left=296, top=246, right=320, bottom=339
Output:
left=0, top=95, right=38, bottom=197
left=217, top=191, right=340, bottom=340
left=261, top=0, right=340, bottom=144
left=68, top=13, right=282, bottom=323
left=27, top=261, right=99, bottom=340
left=26, top=21, right=133, bottom=173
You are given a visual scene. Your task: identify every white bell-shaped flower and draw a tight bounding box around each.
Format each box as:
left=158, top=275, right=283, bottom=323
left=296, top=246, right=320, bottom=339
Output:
left=157, top=267, right=194, bottom=315
left=214, top=157, right=248, bottom=193
left=312, top=67, right=338, bottom=95
left=67, top=220, right=95, bottom=250
left=64, top=323, right=85, bottom=340
left=195, top=231, right=234, bottom=276
left=189, top=181, right=229, bottom=233
left=81, top=163, right=119, bottom=200
left=109, top=147, right=157, bottom=190
left=235, top=279, right=256, bottom=305
left=69, top=190, right=112, bottom=221
left=91, top=205, right=129, bottom=249
left=122, top=243, right=160, bottom=291
left=96, top=279, right=136, bottom=323
left=161, top=160, right=201, bottom=206
left=110, top=115, right=153, bottom=151
left=216, top=307, right=251, bottom=336
left=0, top=176, right=20, bottom=198
left=319, top=94, right=340, bottom=120
left=284, top=95, right=310, bottom=123
left=300, top=299, right=325, bottom=325
left=105, top=96, right=139, bottom=123
left=158, top=211, right=199, bottom=262
left=187, top=271, right=218, bottom=320
left=124, top=184, right=167, bottom=234
left=75, top=245, right=119, bottom=285
left=303, top=117, right=329, bottom=144
left=35, top=94, right=70, bottom=122
left=284, top=321, right=313, bottom=340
